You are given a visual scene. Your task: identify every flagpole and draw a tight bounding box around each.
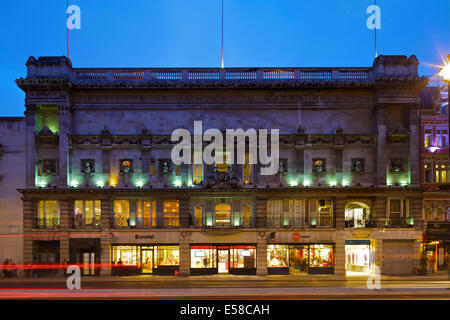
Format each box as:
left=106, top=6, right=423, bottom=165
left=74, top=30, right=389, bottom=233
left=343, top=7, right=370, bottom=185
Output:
left=67, top=0, right=70, bottom=59
left=221, top=0, right=224, bottom=68
left=374, top=0, right=377, bottom=58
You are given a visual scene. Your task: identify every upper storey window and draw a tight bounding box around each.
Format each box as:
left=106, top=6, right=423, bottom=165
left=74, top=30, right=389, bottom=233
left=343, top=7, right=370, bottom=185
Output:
left=424, top=129, right=432, bottom=148
left=436, top=129, right=448, bottom=148
left=35, top=106, right=59, bottom=135
left=38, top=200, right=60, bottom=229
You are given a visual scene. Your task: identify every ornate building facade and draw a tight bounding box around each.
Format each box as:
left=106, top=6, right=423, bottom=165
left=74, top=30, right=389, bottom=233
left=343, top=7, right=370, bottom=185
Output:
left=15, top=54, right=427, bottom=277
left=420, top=81, right=450, bottom=272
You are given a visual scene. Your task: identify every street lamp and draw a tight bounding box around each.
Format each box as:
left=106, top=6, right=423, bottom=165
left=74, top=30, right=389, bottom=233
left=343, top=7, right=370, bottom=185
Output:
left=439, top=54, right=450, bottom=164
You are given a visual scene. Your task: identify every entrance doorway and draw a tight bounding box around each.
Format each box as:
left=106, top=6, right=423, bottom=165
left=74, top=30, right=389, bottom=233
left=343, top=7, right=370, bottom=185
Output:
left=142, top=249, right=154, bottom=274
left=217, top=249, right=229, bottom=273
left=81, top=251, right=95, bottom=276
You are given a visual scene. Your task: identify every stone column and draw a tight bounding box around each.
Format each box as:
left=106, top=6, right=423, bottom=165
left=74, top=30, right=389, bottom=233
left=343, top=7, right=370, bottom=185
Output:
left=100, top=235, right=111, bottom=276
left=375, top=238, right=383, bottom=274
left=179, top=232, right=191, bottom=277
left=335, top=197, right=346, bottom=229
left=23, top=197, right=36, bottom=231
left=256, top=197, right=267, bottom=228
left=25, top=105, right=36, bottom=188
left=179, top=197, right=190, bottom=228
left=58, top=104, right=71, bottom=188
left=59, top=198, right=71, bottom=230
left=334, top=235, right=346, bottom=276
left=101, top=199, right=112, bottom=230
left=409, top=104, right=420, bottom=187
left=156, top=200, right=164, bottom=227
left=409, top=197, right=424, bottom=231
left=376, top=105, right=387, bottom=186
left=374, top=197, right=387, bottom=229
left=256, top=236, right=267, bottom=276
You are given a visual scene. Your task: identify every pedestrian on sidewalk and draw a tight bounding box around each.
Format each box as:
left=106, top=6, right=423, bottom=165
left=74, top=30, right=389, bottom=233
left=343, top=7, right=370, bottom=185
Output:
left=25, top=261, right=31, bottom=278
left=427, top=255, right=435, bottom=274
left=1, top=259, right=8, bottom=278
left=9, top=259, right=17, bottom=278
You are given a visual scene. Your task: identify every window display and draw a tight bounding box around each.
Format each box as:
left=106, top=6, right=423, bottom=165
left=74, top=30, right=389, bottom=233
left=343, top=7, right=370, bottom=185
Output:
left=156, top=246, right=179, bottom=266
left=112, top=246, right=139, bottom=266
left=309, top=244, right=333, bottom=268
left=230, top=246, right=255, bottom=268
left=267, top=245, right=289, bottom=267
left=191, top=245, right=217, bottom=268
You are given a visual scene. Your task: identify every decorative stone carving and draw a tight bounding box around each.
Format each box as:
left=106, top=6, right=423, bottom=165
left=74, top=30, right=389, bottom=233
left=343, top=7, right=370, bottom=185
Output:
left=278, top=159, right=288, bottom=176
left=351, top=159, right=365, bottom=174
left=38, top=159, right=57, bottom=175
left=312, top=159, right=326, bottom=176
left=159, top=159, right=172, bottom=176
left=390, top=159, right=403, bottom=173
left=120, top=159, right=133, bottom=173
left=81, top=159, right=95, bottom=174
left=37, top=125, right=56, bottom=136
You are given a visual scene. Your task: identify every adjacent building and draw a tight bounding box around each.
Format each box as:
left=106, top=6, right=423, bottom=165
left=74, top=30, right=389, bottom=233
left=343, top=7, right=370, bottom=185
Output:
left=14, top=54, right=428, bottom=277
left=420, top=78, right=450, bottom=272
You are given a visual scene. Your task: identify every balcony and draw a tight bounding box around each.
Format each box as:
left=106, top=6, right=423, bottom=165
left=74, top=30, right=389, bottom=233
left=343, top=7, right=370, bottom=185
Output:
left=385, top=217, right=414, bottom=228
left=345, top=219, right=376, bottom=228
left=72, top=215, right=101, bottom=229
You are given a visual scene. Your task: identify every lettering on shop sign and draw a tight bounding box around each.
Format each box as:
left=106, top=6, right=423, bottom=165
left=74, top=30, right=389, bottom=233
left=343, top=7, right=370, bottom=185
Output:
left=292, top=233, right=301, bottom=241
left=135, top=234, right=155, bottom=240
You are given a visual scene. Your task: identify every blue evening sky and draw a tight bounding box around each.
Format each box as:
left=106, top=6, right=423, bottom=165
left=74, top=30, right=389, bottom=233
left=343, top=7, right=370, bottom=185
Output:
left=0, top=0, right=449, bottom=116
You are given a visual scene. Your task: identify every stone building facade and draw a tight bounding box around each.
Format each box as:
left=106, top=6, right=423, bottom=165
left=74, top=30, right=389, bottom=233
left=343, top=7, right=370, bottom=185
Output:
left=15, top=54, right=427, bottom=277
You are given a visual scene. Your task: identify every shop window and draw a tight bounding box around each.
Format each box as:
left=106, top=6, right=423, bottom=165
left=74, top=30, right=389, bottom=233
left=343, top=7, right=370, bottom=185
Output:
left=345, top=202, right=372, bottom=228
left=113, top=200, right=130, bottom=228
left=193, top=163, right=203, bottom=185
left=74, top=200, right=101, bottom=228
left=215, top=203, right=231, bottom=226
left=156, top=246, right=179, bottom=266
left=387, top=198, right=410, bottom=227
left=191, top=246, right=216, bottom=268
left=38, top=200, right=60, bottom=229
left=230, top=246, right=256, bottom=269
left=424, top=129, right=432, bottom=148
left=137, top=200, right=156, bottom=228
left=267, top=245, right=289, bottom=268
left=112, top=246, right=139, bottom=266
left=243, top=152, right=253, bottom=184
left=195, top=206, right=203, bottom=227
left=309, top=200, right=333, bottom=228
left=164, top=200, right=179, bottom=227
left=243, top=205, right=251, bottom=227
left=309, top=244, right=333, bottom=268
left=424, top=163, right=433, bottom=183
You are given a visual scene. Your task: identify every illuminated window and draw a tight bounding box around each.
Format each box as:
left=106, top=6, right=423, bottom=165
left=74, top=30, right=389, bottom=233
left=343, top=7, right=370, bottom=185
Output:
left=387, top=198, right=409, bottom=226
left=436, top=163, right=450, bottom=184
left=175, top=165, right=181, bottom=176
left=164, top=200, right=179, bottom=227
left=436, top=129, right=448, bottom=148
left=424, top=129, right=432, bottom=148
left=156, top=246, right=179, bottom=266
left=215, top=203, right=231, bottom=226
left=243, top=205, right=251, bottom=227
left=243, top=152, right=253, bottom=184
left=309, top=200, right=333, bottom=228
left=38, top=200, right=60, bottom=229
left=195, top=206, right=203, bottom=227
left=193, top=164, right=203, bottom=185
left=267, top=200, right=283, bottom=228
left=230, top=246, right=256, bottom=269
left=309, top=244, right=334, bottom=268
left=191, top=245, right=216, bottom=268
left=150, top=159, right=156, bottom=175
left=137, top=200, right=156, bottom=228
left=112, top=246, right=139, bottom=266
left=113, top=200, right=130, bottom=228
left=267, top=245, right=289, bottom=268
left=215, top=151, right=231, bottom=173
left=74, top=200, right=101, bottom=228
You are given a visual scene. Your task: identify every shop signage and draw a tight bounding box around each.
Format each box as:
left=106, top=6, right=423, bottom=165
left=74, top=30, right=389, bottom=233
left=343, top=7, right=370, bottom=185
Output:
left=135, top=234, right=155, bottom=240
left=292, top=232, right=301, bottom=241
left=426, top=223, right=450, bottom=241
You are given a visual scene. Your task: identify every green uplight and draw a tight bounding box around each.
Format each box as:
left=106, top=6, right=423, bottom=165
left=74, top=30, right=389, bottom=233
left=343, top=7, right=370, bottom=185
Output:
left=329, top=181, right=337, bottom=187
left=173, top=179, right=182, bottom=187
left=342, top=179, right=349, bottom=187
left=70, top=179, right=80, bottom=188
left=303, top=179, right=311, bottom=187
left=400, top=181, right=408, bottom=187
left=289, top=180, right=298, bottom=187
left=135, top=180, right=144, bottom=188
left=96, top=180, right=105, bottom=188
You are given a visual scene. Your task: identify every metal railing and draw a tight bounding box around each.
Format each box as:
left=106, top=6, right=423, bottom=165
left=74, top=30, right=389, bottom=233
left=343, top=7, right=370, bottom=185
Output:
left=36, top=217, right=60, bottom=229
left=385, top=217, right=414, bottom=228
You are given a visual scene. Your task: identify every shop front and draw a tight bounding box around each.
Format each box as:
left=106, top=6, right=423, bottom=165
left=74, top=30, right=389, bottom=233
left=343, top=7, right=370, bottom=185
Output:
left=267, top=244, right=334, bottom=275
left=345, top=240, right=376, bottom=276
left=190, top=244, right=256, bottom=275
left=423, top=222, right=450, bottom=272
left=111, top=244, right=180, bottom=276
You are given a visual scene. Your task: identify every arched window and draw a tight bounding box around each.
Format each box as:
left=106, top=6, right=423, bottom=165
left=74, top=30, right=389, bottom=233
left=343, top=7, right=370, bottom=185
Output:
left=345, top=202, right=371, bottom=228
left=424, top=207, right=434, bottom=222
left=215, top=203, right=231, bottom=226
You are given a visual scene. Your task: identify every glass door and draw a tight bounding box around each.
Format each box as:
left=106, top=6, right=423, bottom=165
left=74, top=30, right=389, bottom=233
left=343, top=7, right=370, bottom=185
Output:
left=82, top=251, right=95, bottom=276
left=217, top=249, right=229, bottom=273
left=142, top=249, right=154, bottom=274
left=289, top=246, right=309, bottom=273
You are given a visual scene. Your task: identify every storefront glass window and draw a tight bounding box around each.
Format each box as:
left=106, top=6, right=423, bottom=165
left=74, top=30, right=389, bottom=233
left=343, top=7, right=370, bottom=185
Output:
left=112, top=246, right=139, bottom=266
left=156, top=246, right=179, bottom=266
left=267, top=245, right=289, bottom=267
left=230, top=246, right=256, bottom=268
left=309, top=244, right=333, bottom=268
left=191, top=245, right=217, bottom=268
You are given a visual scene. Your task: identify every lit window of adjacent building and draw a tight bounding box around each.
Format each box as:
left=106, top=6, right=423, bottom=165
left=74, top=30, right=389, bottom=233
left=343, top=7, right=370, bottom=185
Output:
left=387, top=198, right=410, bottom=226
left=435, top=163, right=450, bottom=184
left=424, top=129, right=432, bottom=148
left=436, top=129, right=448, bottom=148
left=74, top=200, right=101, bottom=228
left=243, top=152, right=253, bottom=184
left=164, top=200, right=179, bottom=227
left=137, top=200, right=156, bottom=227
left=113, top=200, right=130, bottom=228
left=38, top=200, right=60, bottom=229
left=424, top=163, right=433, bottom=183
